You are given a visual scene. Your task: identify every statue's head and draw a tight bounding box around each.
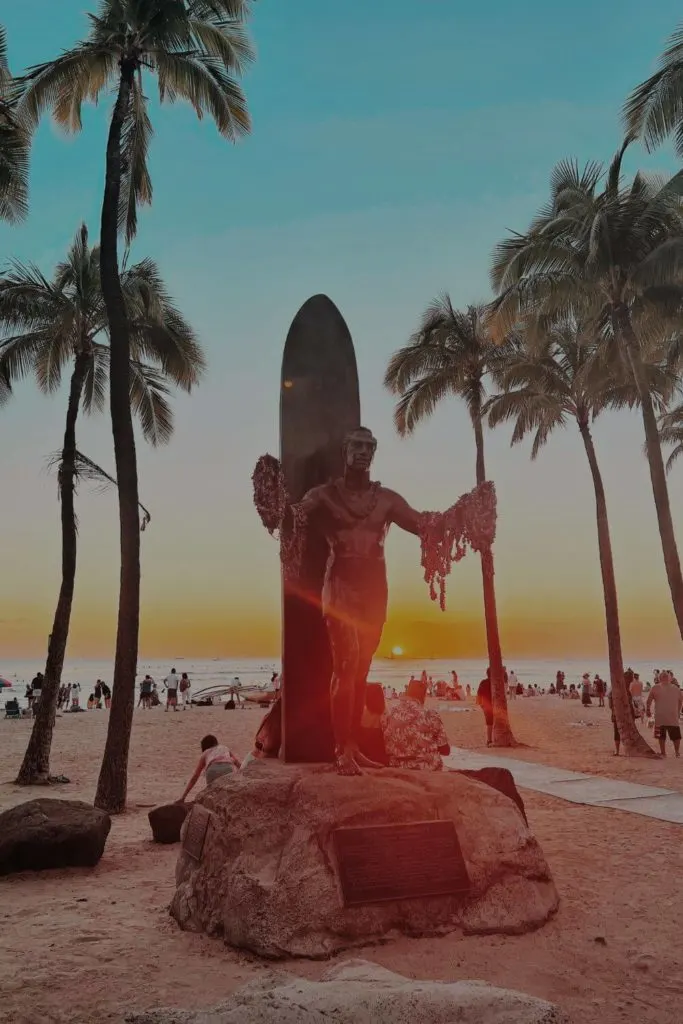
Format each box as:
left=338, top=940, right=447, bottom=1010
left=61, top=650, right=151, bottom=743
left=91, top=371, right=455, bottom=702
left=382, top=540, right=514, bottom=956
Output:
left=342, top=426, right=377, bottom=470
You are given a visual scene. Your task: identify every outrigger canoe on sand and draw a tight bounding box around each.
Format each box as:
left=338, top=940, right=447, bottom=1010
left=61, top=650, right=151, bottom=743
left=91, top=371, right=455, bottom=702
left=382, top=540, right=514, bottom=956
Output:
left=190, top=685, right=276, bottom=708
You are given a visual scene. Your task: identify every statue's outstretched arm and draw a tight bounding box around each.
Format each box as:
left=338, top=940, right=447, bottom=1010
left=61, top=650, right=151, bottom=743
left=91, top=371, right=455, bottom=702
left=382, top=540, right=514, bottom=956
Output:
left=388, top=491, right=421, bottom=536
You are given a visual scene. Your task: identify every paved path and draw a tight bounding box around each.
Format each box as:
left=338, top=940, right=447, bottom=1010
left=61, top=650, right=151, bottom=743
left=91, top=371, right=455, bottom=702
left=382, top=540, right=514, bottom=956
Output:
left=444, top=747, right=683, bottom=824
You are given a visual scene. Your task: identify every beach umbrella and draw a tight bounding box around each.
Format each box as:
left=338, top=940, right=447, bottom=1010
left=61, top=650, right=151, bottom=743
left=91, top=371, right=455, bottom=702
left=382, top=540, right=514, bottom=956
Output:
left=0, top=677, right=13, bottom=688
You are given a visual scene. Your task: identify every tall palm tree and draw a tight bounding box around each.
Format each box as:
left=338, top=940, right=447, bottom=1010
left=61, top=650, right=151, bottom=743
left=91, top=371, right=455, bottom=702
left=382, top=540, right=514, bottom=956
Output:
left=384, top=297, right=517, bottom=746
left=15, top=0, right=252, bottom=811
left=0, top=25, right=28, bottom=223
left=0, top=223, right=204, bottom=785
left=489, top=150, right=683, bottom=641
left=485, top=319, right=670, bottom=756
left=623, top=22, right=683, bottom=159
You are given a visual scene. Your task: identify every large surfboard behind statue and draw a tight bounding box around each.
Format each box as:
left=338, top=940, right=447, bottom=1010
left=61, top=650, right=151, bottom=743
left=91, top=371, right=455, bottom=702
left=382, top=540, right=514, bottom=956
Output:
left=280, top=295, right=361, bottom=762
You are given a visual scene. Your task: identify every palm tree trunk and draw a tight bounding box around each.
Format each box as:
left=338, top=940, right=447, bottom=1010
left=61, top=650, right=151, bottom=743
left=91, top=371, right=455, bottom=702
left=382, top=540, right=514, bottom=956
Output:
left=16, top=354, right=89, bottom=784
left=614, top=306, right=683, bottom=638
left=95, top=62, right=140, bottom=814
left=473, top=415, right=516, bottom=746
left=578, top=420, right=656, bottom=757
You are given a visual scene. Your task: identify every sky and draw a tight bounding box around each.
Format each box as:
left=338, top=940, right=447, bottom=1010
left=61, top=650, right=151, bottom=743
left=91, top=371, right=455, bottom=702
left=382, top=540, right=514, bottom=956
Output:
left=2, top=0, right=683, bottom=662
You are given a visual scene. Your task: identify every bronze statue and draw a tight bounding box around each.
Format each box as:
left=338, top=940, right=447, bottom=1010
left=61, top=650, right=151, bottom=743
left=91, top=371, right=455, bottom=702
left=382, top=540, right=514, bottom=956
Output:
left=253, top=427, right=497, bottom=776
left=294, top=427, right=424, bottom=775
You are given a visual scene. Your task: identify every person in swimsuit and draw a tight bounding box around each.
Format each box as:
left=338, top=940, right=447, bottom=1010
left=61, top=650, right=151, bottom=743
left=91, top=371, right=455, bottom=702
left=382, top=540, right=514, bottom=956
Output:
left=179, top=734, right=242, bottom=801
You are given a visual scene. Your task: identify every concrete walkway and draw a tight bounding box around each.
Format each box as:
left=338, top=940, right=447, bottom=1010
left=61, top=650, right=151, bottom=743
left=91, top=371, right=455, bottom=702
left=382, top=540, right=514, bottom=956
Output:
left=445, top=747, right=683, bottom=824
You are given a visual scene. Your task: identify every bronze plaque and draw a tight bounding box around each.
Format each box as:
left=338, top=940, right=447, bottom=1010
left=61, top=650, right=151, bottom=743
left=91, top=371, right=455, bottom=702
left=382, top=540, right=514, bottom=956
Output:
left=182, top=804, right=211, bottom=861
left=333, top=820, right=469, bottom=907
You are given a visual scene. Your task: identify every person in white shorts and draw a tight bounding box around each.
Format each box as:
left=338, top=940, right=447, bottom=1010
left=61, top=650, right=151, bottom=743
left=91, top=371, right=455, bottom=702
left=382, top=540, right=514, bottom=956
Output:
left=179, top=672, right=191, bottom=709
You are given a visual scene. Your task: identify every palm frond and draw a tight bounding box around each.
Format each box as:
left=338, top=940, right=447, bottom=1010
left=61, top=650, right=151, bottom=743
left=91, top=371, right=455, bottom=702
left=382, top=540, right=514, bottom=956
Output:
left=118, top=75, right=153, bottom=246
left=17, top=45, right=116, bottom=131
left=129, top=361, right=174, bottom=445
left=623, top=25, right=683, bottom=155
left=154, top=49, right=250, bottom=139
left=47, top=448, right=152, bottom=527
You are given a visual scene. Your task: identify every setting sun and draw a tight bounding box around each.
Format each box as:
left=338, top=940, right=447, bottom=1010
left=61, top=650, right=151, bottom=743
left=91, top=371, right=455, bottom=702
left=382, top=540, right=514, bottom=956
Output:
left=391, top=646, right=404, bottom=657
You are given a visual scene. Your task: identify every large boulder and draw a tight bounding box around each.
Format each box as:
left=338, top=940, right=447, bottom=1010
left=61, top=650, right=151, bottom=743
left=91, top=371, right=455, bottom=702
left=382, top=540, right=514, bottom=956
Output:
left=126, top=958, right=569, bottom=1023
left=149, top=802, right=192, bottom=844
left=170, top=761, right=558, bottom=958
left=0, top=798, right=111, bottom=875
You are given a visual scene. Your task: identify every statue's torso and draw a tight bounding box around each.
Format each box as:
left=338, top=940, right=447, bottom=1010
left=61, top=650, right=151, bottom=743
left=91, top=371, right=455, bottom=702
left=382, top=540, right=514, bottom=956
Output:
left=305, top=480, right=395, bottom=626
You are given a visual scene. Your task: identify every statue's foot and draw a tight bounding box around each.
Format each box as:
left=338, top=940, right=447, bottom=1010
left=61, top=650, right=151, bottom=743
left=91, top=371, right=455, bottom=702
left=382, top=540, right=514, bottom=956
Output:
left=354, top=750, right=384, bottom=770
left=335, top=752, right=362, bottom=777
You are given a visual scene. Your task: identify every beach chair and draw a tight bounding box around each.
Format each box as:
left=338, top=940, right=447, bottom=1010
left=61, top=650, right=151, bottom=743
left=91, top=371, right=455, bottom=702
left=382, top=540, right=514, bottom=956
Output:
left=4, top=699, right=21, bottom=720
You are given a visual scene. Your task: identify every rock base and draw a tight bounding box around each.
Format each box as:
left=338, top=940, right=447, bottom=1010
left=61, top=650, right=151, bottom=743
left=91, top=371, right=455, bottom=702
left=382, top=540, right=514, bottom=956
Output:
left=0, top=798, right=111, bottom=875
left=126, top=959, right=569, bottom=1023
left=170, top=761, right=558, bottom=958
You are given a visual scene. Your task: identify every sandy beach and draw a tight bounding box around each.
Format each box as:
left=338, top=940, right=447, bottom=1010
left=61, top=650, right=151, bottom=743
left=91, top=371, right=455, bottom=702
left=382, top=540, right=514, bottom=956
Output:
left=1, top=696, right=682, bottom=1024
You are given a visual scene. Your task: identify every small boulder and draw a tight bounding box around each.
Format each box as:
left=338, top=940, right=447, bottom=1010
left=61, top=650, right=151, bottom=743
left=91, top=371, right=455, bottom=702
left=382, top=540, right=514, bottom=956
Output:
left=149, top=802, right=192, bottom=844
left=125, top=958, right=569, bottom=1023
left=0, top=798, right=111, bottom=875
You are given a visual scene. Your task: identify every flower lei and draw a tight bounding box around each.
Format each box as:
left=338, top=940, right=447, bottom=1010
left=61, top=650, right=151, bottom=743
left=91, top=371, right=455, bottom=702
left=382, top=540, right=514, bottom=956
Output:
left=252, top=454, right=306, bottom=578
left=418, top=480, right=497, bottom=610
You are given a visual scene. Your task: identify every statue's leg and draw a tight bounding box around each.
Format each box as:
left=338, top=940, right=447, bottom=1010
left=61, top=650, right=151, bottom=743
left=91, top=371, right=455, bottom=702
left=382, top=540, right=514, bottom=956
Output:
left=326, top=616, right=361, bottom=775
left=351, top=622, right=385, bottom=769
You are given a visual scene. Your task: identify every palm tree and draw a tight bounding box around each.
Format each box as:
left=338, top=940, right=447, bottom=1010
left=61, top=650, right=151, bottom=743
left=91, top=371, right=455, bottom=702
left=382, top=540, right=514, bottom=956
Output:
left=384, top=296, right=517, bottom=746
left=623, top=22, right=683, bottom=159
left=489, top=150, right=683, bottom=641
left=0, top=223, right=204, bottom=785
left=0, top=25, right=28, bottom=223
left=485, top=318, right=668, bottom=756
left=15, top=1, right=252, bottom=811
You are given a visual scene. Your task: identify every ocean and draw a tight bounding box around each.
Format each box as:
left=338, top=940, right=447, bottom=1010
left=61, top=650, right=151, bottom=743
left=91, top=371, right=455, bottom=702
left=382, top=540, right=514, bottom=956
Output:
left=0, top=655, right=673, bottom=707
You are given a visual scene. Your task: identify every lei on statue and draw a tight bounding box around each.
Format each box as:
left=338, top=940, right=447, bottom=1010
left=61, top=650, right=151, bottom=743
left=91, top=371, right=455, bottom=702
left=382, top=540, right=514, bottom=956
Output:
left=252, top=454, right=497, bottom=609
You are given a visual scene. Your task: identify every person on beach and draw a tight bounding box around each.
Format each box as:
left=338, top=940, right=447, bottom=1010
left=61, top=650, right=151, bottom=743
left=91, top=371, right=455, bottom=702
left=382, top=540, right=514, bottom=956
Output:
left=609, top=672, right=637, bottom=756
left=179, top=735, right=242, bottom=801
left=227, top=677, right=243, bottom=706
left=581, top=674, right=592, bottom=706
left=179, top=672, right=191, bottom=709
left=595, top=675, right=606, bottom=708
left=629, top=672, right=645, bottom=720
left=31, top=672, right=43, bottom=706
left=646, top=670, right=683, bottom=757
left=382, top=677, right=450, bottom=770
left=139, top=675, right=154, bottom=709
left=163, top=668, right=179, bottom=712
left=101, top=681, right=111, bottom=709
left=508, top=669, right=518, bottom=699
left=70, top=681, right=81, bottom=709
left=476, top=669, right=494, bottom=746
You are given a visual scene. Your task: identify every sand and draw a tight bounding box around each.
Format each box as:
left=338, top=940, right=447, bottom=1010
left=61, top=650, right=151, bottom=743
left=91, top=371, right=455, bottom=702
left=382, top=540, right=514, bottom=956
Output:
left=1, top=696, right=682, bottom=1024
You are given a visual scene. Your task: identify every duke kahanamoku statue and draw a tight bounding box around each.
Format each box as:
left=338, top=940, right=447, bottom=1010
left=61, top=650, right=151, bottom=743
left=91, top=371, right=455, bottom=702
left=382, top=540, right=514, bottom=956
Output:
left=253, top=427, right=497, bottom=776
left=296, top=427, right=423, bottom=775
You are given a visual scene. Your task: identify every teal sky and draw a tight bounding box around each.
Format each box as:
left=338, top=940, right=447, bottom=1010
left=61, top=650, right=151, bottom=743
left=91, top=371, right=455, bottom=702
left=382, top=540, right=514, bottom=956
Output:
left=2, top=1, right=683, bottom=661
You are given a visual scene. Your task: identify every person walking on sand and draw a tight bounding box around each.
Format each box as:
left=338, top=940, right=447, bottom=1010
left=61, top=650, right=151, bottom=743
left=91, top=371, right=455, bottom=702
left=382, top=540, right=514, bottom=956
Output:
left=646, top=670, right=683, bottom=757
left=179, top=672, right=191, bottom=709
left=163, top=668, right=179, bottom=712
left=476, top=668, right=494, bottom=747
left=508, top=669, right=518, bottom=699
